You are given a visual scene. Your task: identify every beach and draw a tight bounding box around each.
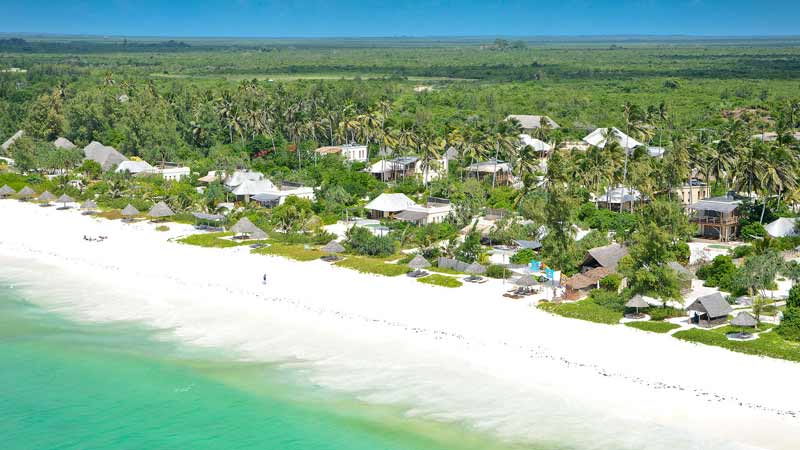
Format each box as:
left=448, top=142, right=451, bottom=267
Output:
left=2, top=199, right=799, bottom=450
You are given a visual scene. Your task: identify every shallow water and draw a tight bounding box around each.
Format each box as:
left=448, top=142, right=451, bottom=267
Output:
left=0, top=274, right=538, bottom=450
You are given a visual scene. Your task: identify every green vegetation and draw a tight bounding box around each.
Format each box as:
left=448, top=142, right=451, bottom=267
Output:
left=539, top=290, right=624, bottom=325
left=674, top=328, right=800, bottom=362
left=334, top=257, right=408, bottom=277
left=155, top=225, right=170, bottom=232
left=252, top=243, right=325, bottom=261
left=417, top=274, right=463, bottom=288
left=177, top=232, right=249, bottom=248
left=428, top=266, right=464, bottom=275
left=625, top=321, right=680, bottom=333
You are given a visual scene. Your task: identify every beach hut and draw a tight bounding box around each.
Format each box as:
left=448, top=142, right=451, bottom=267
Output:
left=56, top=194, right=75, bottom=209
left=37, top=191, right=56, bottom=206
left=192, top=212, right=225, bottom=230
left=231, top=217, right=267, bottom=240
left=407, top=255, right=431, bottom=278
left=81, top=199, right=98, bottom=215
left=687, top=293, right=733, bottom=328
left=17, top=186, right=36, bottom=201
left=121, top=204, right=140, bottom=222
left=583, top=243, right=628, bottom=272
left=321, top=240, right=345, bottom=262
left=625, top=294, right=650, bottom=318
left=148, top=201, right=175, bottom=221
left=0, top=184, right=16, bottom=198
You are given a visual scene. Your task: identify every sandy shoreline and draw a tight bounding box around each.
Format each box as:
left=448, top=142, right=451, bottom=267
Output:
left=2, top=199, right=799, bottom=449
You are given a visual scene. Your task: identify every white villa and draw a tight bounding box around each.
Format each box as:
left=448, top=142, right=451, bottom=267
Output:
left=368, top=155, right=448, bottom=183
left=364, top=193, right=452, bottom=225
left=315, top=144, right=369, bottom=162
left=518, top=134, right=551, bottom=154
left=252, top=182, right=316, bottom=207
left=582, top=127, right=644, bottom=151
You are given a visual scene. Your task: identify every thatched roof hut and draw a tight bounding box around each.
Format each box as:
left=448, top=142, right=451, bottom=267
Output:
left=231, top=217, right=267, bottom=240
left=687, top=293, right=733, bottom=327
left=408, top=255, right=431, bottom=270
left=148, top=201, right=175, bottom=218
left=584, top=243, right=628, bottom=272
left=38, top=191, right=56, bottom=202
left=121, top=204, right=140, bottom=217
left=321, top=240, right=345, bottom=254
left=731, top=311, right=758, bottom=328
left=17, top=186, right=36, bottom=198
left=0, top=184, right=16, bottom=197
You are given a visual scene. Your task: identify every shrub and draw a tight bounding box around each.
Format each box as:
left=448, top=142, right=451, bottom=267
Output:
left=510, top=248, right=537, bottom=265
left=456, top=231, right=482, bottom=263
left=599, top=273, right=622, bottom=291
left=731, top=244, right=754, bottom=259
left=695, top=255, right=738, bottom=292
left=334, top=257, right=408, bottom=277
left=648, top=306, right=685, bottom=321
left=588, top=289, right=626, bottom=312
left=740, top=222, right=766, bottom=241
left=776, top=308, right=800, bottom=342
left=155, top=225, right=170, bottom=232
left=344, top=226, right=396, bottom=257
left=788, top=285, right=800, bottom=309
left=485, top=265, right=511, bottom=279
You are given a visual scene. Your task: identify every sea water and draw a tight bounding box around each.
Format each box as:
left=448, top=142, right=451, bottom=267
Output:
left=0, top=274, right=534, bottom=450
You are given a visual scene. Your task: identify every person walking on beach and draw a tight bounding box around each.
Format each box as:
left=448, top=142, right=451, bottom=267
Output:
left=263, top=273, right=267, bottom=285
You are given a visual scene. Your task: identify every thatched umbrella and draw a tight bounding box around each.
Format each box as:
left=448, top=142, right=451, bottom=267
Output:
left=731, top=311, right=758, bottom=339
left=625, top=294, right=650, bottom=317
left=465, top=263, right=485, bottom=282
left=17, top=186, right=36, bottom=200
left=80, top=199, right=98, bottom=214
left=121, top=204, right=140, bottom=221
left=322, top=240, right=345, bottom=254
left=148, top=201, right=175, bottom=220
left=37, top=191, right=56, bottom=205
left=514, top=275, right=537, bottom=293
left=56, top=194, right=75, bottom=209
left=0, top=184, right=15, bottom=198
left=408, top=254, right=431, bottom=277
left=231, top=217, right=267, bottom=240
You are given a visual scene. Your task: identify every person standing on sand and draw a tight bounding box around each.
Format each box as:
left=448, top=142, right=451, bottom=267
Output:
left=263, top=273, right=267, bottom=285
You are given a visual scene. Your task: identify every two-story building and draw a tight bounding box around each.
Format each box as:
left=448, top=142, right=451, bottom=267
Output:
left=687, top=193, right=741, bottom=241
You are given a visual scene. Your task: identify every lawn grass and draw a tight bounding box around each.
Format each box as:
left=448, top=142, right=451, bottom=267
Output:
left=177, top=232, right=249, bottom=248
left=673, top=327, right=800, bottom=362
left=417, top=274, right=463, bottom=288
left=95, top=210, right=125, bottom=220
left=252, top=243, right=325, bottom=261
left=625, top=321, right=681, bottom=333
left=334, top=256, right=408, bottom=277
left=428, top=266, right=464, bottom=275
left=538, top=298, right=623, bottom=325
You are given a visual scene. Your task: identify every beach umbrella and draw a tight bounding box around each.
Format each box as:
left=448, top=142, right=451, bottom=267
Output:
left=37, top=191, right=56, bottom=203
left=121, top=204, right=140, bottom=218
left=0, top=184, right=15, bottom=197
left=408, top=255, right=431, bottom=270
left=231, top=217, right=267, bottom=240
left=464, top=263, right=485, bottom=281
left=731, top=311, right=757, bottom=328
left=321, top=240, right=345, bottom=254
left=17, top=186, right=36, bottom=199
left=625, top=294, right=650, bottom=316
left=81, top=199, right=98, bottom=210
left=148, top=201, right=175, bottom=219
left=56, top=194, right=75, bottom=208
left=514, top=275, right=537, bottom=287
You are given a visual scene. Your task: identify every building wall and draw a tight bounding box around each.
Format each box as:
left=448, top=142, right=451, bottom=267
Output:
left=675, top=184, right=711, bottom=205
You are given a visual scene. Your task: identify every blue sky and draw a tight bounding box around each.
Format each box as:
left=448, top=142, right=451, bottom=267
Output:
left=4, top=0, right=800, bottom=37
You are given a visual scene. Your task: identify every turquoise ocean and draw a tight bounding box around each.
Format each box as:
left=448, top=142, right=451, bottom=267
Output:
left=0, top=273, right=537, bottom=450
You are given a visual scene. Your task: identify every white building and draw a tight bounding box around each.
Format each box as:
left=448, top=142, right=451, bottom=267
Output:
left=395, top=199, right=453, bottom=225
left=315, top=144, right=368, bottom=162
left=158, top=166, right=190, bottom=181
left=582, top=127, right=644, bottom=151
left=518, top=134, right=552, bottom=154
left=252, top=182, right=316, bottom=207
left=765, top=217, right=798, bottom=238
left=116, top=160, right=155, bottom=175
left=364, top=193, right=417, bottom=219
left=367, top=156, right=448, bottom=183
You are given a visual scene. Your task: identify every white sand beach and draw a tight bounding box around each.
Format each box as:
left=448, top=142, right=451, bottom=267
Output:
left=1, top=199, right=799, bottom=450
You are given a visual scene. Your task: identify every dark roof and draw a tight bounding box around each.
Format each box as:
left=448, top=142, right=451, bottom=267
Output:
left=586, top=244, right=628, bottom=271
left=252, top=193, right=281, bottom=203
left=689, top=197, right=740, bottom=214
left=687, top=293, right=733, bottom=318
left=395, top=210, right=429, bottom=222
left=513, top=239, right=542, bottom=250
left=565, top=267, right=611, bottom=290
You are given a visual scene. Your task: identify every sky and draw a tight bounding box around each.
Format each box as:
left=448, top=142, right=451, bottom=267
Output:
left=3, top=0, right=800, bottom=38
